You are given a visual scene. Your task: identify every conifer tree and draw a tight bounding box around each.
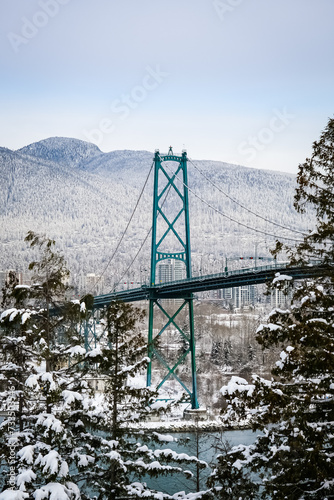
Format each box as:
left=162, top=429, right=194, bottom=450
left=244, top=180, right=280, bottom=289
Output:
left=207, top=118, right=334, bottom=499
left=1, top=271, right=19, bottom=309
left=0, top=232, right=102, bottom=499
left=87, top=300, right=207, bottom=499
left=0, top=232, right=206, bottom=499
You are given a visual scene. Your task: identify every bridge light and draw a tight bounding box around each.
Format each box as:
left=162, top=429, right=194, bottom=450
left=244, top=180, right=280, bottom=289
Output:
left=240, top=256, right=265, bottom=260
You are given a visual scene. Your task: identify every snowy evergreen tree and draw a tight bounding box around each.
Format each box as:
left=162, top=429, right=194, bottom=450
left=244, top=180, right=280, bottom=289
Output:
left=0, top=233, right=102, bottom=499
left=1, top=271, right=19, bottom=309
left=207, top=118, right=334, bottom=499
left=0, top=233, right=206, bottom=499
left=87, top=300, right=207, bottom=499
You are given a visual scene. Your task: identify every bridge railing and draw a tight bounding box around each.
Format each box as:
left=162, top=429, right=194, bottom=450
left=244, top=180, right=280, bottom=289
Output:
left=165, top=261, right=287, bottom=285
left=158, top=259, right=325, bottom=288
left=155, top=260, right=295, bottom=289
left=92, top=260, right=325, bottom=307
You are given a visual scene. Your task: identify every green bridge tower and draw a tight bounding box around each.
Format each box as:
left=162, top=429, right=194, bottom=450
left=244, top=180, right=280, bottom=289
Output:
left=146, top=147, right=199, bottom=409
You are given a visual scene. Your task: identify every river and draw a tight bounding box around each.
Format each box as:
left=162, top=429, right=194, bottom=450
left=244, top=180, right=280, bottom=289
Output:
left=0, top=414, right=258, bottom=495
left=144, top=428, right=258, bottom=495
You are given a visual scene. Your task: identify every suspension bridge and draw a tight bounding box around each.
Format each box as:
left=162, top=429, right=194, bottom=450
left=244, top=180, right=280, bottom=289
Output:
left=84, top=148, right=327, bottom=410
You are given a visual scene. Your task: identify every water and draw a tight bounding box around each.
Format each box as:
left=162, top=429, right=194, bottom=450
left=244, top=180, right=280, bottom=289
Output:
left=0, top=415, right=257, bottom=496
left=143, top=429, right=258, bottom=495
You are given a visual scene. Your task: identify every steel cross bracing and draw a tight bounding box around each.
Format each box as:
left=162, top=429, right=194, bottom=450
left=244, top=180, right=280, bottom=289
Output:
left=145, top=148, right=199, bottom=409
left=79, top=310, right=105, bottom=352
left=84, top=148, right=200, bottom=409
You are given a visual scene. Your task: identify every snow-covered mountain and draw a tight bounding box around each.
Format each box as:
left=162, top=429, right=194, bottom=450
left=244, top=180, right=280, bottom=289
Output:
left=0, top=137, right=312, bottom=292
left=18, top=137, right=102, bottom=167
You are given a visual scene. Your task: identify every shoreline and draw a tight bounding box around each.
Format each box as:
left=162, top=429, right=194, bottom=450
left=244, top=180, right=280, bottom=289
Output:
left=130, top=418, right=252, bottom=432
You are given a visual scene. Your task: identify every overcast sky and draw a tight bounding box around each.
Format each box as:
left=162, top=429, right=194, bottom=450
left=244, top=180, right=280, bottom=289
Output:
left=1, top=0, right=333, bottom=173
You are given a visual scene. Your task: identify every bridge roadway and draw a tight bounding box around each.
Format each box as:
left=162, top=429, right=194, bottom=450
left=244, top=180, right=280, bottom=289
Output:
left=93, top=261, right=327, bottom=309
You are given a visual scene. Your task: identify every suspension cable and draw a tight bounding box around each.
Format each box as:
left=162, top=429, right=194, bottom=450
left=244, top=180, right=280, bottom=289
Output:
left=86, top=160, right=154, bottom=295
left=113, top=184, right=174, bottom=291
left=164, top=163, right=305, bottom=243
left=113, top=227, right=152, bottom=291
left=188, top=158, right=308, bottom=236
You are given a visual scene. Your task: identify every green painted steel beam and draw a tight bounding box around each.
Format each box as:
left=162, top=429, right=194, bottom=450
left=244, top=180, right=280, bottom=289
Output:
left=147, top=148, right=199, bottom=409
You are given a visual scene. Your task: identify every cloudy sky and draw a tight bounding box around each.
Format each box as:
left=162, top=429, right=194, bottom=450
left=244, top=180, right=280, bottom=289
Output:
left=1, top=0, right=333, bottom=173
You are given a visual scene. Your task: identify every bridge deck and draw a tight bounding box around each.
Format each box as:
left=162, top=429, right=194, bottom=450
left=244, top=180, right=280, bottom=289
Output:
left=93, top=261, right=327, bottom=308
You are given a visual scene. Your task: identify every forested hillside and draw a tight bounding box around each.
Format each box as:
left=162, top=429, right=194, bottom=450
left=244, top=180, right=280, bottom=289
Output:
left=0, top=137, right=313, bottom=292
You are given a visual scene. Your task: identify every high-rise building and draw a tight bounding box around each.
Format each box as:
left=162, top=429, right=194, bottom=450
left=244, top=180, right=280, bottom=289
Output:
left=0, top=271, right=7, bottom=291
left=157, top=260, right=173, bottom=283
left=157, top=259, right=186, bottom=306
left=78, top=273, right=105, bottom=296
left=0, top=270, right=24, bottom=288
left=221, top=284, right=257, bottom=308
left=174, top=259, right=185, bottom=281
left=270, top=287, right=292, bottom=308
left=0, top=270, right=25, bottom=304
left=157, top=259, right=186, bottom=284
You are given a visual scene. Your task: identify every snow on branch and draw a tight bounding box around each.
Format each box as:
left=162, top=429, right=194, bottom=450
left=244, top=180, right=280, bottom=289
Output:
left=220, top=376, right=255, bottom=397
